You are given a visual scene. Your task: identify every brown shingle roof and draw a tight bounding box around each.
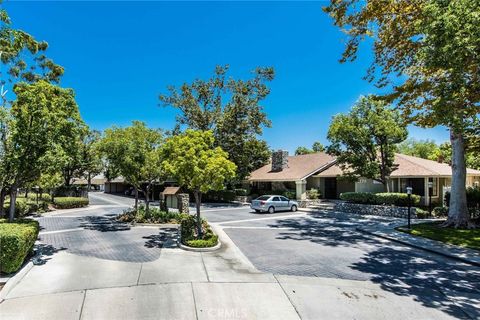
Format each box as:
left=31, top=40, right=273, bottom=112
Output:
left=162, top=187, right=181, bottom=195
left=391, top=153, right=480, bottom=177
left=249, top=152, right=480, bottom=181
left=248, top=152, right=337, bottom=181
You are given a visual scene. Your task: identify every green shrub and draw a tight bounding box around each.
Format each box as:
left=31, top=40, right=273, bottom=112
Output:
left=0, top=219, right=39, bottom=273
left=433, top=206, right=448, bottom=218
left=283, top=190, right=296, bottom=200
left=117, top=206, right=183, bottom=224
left=26, top=193, right=52, bottom=203
left=185, top=235, right=219, bottom=248
left=374, top=193, right=421, bottom=206
left=4, top=198, right=49, bottom=217
left=445, top=187, right=480, bottom=208
left=53, top=197, right=89, bottom=209
left=341, top=192, right=420, bottom=206
left=415, top=208, right=429, bottom=219
left=180, top=214, right=218, bottom=248
left=234, top=189, right=248, bottom=196
left=203, top=190, right=236, bottom=202
left=306, top=188, right=321, bottom=199
left=340, top=192, right=377, bottom=204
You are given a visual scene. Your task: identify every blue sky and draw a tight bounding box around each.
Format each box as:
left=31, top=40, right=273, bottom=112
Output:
left=5, top=1, right=450, bottom=152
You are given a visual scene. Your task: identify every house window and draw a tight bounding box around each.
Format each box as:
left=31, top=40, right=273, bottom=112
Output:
left=428, top=177, right=438, bottom=196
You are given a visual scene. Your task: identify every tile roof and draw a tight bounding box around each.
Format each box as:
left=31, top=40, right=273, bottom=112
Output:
left=249, top=152, right=480, bottom=181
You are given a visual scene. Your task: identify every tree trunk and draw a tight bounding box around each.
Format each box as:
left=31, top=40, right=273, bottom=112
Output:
left=87, top=173, right=92, bottom=191
left=134, top=187, right=139, bottom=211
left=193, top=191, right=202, bottom=238
left=145, top=186, right=150, bottom=214
left=9, top=187, right=17, bottom=222
left=0, top=188, right=5, bottom=217
left=444, top=129, right=471, bottom=228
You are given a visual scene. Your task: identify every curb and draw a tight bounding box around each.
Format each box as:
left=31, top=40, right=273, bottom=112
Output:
left=0, top=257, right=35, bottom=301
left=178, top=240, right=222, bottom=252
left=356, top=227, right=480, bottom=267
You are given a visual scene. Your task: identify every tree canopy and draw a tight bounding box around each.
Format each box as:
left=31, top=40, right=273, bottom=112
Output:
left=161, top=130, right=236, bottom=236
left=99, top=121, right=164, bottom=210
left=295, top=141, right=325, bottom=155
left=324, top=0, right=480, bottom=227
left=159, top=65, right=273, bottom=181
left=327, top=95, right=407, bottom=190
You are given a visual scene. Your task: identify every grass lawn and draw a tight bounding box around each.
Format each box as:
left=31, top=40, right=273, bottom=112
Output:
left=397, top=221, right=480, bottom=251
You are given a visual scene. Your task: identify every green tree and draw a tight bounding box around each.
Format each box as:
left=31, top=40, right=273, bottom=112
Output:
left=99, top=121, right=164, bottom=212
left=4, top=81, right=84, bottom=221
left=0, top=3, right=64, bottom=217
left=324, top=0, right=480, bottom=227
left=161, top=130, right=236, bottom=237
left=79, top=130, right=103, bottom=190
left=327, top=96, right=408, bottom=191
left=159, top=65, right=273, bottom=181
left=295, top=146, right=314, bottom=155
left=295, top=141, right=325, bottom=155
left=312, top=141, right=325, bottom=152
left=396, top=138, right=440, bottom=159
left=36, top=172, right=63, bottom=202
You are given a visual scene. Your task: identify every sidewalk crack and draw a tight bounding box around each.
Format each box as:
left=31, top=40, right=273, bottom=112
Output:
left=78, top=290, right=87, bottom=320
left=273, top=274, right=302, bottom=320
left=200, top=253, right=210, bottom=282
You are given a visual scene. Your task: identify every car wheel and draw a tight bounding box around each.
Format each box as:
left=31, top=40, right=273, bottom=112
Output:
left=291, top=205, right=297, bottom=212
left=268, top=206, right=275, bottom=214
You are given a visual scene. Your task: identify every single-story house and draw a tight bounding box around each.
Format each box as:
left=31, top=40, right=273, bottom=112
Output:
left=248, top=150, right=480, bottom=205
left=72, top=174, right=107, bottom=191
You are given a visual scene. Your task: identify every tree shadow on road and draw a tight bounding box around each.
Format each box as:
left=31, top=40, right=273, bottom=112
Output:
left=271, top=210, right=480, bottom=319
left=79, top=215, right=131, bottom=232
left=143, top=228, right=179, bottom=249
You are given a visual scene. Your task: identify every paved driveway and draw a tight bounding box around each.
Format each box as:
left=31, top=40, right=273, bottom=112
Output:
left=203, top=206, right=480, bottom=319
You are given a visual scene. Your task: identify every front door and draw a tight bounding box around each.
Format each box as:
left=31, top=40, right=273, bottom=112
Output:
left=324, top=178, right=337, bottom=199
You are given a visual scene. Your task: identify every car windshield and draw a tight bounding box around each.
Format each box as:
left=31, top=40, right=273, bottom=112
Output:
left=256, top=196, right=271, bottom=201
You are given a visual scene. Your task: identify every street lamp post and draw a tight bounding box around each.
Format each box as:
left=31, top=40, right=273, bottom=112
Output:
left=406, top=186, right=413, bottom=229
left=428, top=181, right=433, bottom=218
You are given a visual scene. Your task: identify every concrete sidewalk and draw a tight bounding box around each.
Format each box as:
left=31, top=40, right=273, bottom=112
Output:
left=1, top=228, right=470, bottom=320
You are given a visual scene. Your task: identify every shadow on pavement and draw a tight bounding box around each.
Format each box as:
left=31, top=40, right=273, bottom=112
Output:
left=79, top=216, right=131, bottom=232
left=143, top=228, right=179, bottom=249
left=272, top=210, right=480, bottom=319
left=33, top=244, right=67, bottom=266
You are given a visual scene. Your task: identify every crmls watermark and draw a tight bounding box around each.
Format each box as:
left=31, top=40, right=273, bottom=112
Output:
left=206, top=308, right=248, bottom=319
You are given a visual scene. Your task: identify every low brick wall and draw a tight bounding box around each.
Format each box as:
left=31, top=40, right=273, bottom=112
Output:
left=333, top=202, right=417, bottom=219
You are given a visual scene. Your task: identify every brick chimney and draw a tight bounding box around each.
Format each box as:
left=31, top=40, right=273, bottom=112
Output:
left=271, top=150, right=289, bottom=172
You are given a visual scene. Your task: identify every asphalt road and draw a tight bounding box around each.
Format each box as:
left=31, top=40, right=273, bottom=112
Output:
left=203, top=205, right=480, bottom=318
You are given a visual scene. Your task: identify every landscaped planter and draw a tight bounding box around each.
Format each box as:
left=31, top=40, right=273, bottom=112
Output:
left=334, top=202, right=417, bottom=219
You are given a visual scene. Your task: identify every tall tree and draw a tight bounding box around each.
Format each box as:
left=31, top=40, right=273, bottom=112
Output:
left=295, top=141, right=326, bottom=155
left=4, top=81, right=84, bottom=221
left=161, top=130, right=236, bottom=237
left=0, top=2, right=64, bottom=217
left=396, top=138, right=440, bottom=159
left=159, top=65, right=273, bottom=181
left=99, top=121, right=164, bottom=211
left=327, top=95, right=408, bottom=191
left=312, top=141, right=325, bottom=152
left=324, top=0, right=480, bottom=227
left=81, top=130, right=104, bottom=190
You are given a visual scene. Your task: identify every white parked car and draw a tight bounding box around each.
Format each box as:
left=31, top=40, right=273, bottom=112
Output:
left=251, top=195, right=298, bottom=213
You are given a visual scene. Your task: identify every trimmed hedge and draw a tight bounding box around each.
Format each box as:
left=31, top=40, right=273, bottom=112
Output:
left=53, top=197, right=89, bottom=209
left=374, top=193, right=420, bottom=206
left=117, top=206, right=181, bottom=224
left=0, top=219, right=39, bottom=273
left=234, top=189, right=248, bottom=196
left=340, top=192, right=420, bottom=206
